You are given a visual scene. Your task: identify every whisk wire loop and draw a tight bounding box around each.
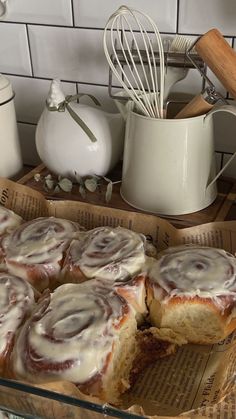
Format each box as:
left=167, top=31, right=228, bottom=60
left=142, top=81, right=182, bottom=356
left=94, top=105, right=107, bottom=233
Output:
left=106, top=13, right=151, bottom=117
left=120, top=15, right=156, bottom=117
left=118, top=18, right=151, bottom=112
left=103, top=5, right=165, bottom=118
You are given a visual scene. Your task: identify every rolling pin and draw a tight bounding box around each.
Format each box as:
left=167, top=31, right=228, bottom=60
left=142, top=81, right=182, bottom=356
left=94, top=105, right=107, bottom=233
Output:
left=175, top=88, right=215, bottom=119
left=175, top=28, right=235, bottom=118
left=196, top=28, right=236, bottom=98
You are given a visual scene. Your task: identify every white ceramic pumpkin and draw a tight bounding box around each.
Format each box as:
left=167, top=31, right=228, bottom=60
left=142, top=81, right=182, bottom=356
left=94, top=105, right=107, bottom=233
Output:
left=35, top=79, right=125, bottom=178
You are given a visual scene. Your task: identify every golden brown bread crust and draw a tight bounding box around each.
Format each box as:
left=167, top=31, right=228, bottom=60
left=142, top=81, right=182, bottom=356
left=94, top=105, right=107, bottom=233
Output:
left=0, top=333, right=14, bottom=378
left=4, top=259, right=62, bottom=292
left=147, top=291, right=236, bottom=344
left=60, top=259, right=87, bottom=284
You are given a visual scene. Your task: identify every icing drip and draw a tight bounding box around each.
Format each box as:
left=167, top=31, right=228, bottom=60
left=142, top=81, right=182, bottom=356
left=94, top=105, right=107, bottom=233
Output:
left=13, top=280, right=131, bottom=384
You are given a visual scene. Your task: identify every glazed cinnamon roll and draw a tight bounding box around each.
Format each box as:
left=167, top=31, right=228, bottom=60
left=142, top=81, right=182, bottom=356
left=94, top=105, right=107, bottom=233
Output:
left=0, top=206, right=23, bottom=266
left=12, top=279, right=137, bottom=404
left=2, top=217, right=82, bottom=292
left=0, top=272, right=36, bottom=376
left=62, top=226, right=146, bottom=281
left=147, top=245, right=236, bottom=344
left=61, top=226, right=148, bottom=319
left=0, top=205, right=23, bottom=235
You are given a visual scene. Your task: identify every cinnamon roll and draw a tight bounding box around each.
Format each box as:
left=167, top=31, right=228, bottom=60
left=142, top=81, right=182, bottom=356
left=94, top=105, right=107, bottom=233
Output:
left=114, top=274, right=147, bottom=323
left=0, top=205, right=23, bottom=235
left=61, top=226, right=148, bottom=319
left=0, top=272, right=36, bottom=376
left=0, top=206, right=23, bottom=267
left=147, top=245, right=236, bottom=344
left=11, top=279, right=138, bottom=404
left=2, top=217, right=82, bottom=292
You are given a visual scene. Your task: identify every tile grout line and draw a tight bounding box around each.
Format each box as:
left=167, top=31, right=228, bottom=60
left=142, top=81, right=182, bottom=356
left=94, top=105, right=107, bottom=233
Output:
left=25, top=24, right=34, bottom=77
left=176, top=0, right=180, bottom=33
left=71, top=0, right=75, bottom=27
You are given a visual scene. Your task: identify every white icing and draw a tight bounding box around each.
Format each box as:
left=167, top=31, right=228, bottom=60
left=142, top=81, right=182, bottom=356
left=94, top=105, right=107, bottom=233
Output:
left=64, top=226, right=146, bottom=281
left=0, top=273, right=35, bottom=355
left=149, top=246, right=236, bottom=303
left=0, top=205, right=22, bottom=235
left=115, top=274, right=147, bottom=318
left=3, top=217, right=80, bottom=266
left=13, top=280, right=132, bottom=384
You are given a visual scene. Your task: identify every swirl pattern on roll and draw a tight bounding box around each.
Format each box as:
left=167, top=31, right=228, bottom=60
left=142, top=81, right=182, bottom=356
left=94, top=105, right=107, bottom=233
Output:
left=12, top=279, right=132, bottom=387
left=0, top=272, right=35, bottom=369
left=0, top=205, right=22, bottom=235
left=63, top=226, right=146, bottom=282
left=3, top=217, right=82, bottom=291
left=149, top=246, right=236, bottom=302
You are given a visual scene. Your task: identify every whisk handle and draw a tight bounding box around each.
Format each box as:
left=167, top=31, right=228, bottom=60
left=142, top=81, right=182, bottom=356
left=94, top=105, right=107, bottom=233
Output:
left=174, top=94, right=213, bottom=119
left=195, top=28, right=236, bottom=99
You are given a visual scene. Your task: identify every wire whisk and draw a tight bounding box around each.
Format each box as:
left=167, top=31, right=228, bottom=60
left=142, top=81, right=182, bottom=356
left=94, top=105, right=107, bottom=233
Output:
left=103, top=5, right=165, bottom=118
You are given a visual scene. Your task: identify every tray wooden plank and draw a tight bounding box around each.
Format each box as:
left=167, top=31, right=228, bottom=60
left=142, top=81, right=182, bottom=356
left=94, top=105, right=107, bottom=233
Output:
left=18, top=164, right=236, bottom=228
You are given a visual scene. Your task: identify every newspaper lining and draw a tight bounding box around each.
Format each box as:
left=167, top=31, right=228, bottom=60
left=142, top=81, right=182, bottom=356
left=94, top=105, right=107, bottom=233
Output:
left=0, top=177, right=236, bottom=419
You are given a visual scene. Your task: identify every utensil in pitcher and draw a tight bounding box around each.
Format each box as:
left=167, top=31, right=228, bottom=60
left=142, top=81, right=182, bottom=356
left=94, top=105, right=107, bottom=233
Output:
left=103, top=5, right=165, bottom=118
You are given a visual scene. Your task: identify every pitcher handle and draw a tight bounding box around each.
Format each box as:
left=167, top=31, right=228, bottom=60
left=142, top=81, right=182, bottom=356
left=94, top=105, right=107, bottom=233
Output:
left=205, top=104, right=236, bottom=188
left=114, top=91, right=135, bottom=120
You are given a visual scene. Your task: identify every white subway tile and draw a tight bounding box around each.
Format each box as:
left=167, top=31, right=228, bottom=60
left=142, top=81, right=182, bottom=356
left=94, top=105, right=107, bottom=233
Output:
left=215, top=152, right=222, bottom=174
left=167, top=68, right=203, bottom=97
left=213, top=101, right=236, bottom=178
left=8, top=76, right=76, bottom=124
left=18, top=123, right=41, bottom=166
left=179, top=0, right=236, bottom=36
left=0, top=23, right=31, bottom=75
left=172, top=68, right=227, bottom=100
left=77, top=84, right=122, bottom=113
left=28, top=26, right=109, bottom=84
left=5, top=0, right=72, bottom=26
left=73, top=0, right=177, bottom=32
left=213, top=105, right=236, bottom=155
left=222, top=154, right=236, bottom=178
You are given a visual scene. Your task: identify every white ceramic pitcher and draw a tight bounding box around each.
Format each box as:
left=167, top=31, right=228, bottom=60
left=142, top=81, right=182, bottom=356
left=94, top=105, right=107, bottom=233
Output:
left=116, top=98, right=236, bottom=215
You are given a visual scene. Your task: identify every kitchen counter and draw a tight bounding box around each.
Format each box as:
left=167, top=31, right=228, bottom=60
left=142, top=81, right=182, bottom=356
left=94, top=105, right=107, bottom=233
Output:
left=17, top=163, right=236, bottom=229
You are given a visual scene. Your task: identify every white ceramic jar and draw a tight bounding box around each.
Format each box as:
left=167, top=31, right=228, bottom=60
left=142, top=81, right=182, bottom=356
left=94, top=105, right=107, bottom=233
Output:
left=0, top=74, right=22, bottom=178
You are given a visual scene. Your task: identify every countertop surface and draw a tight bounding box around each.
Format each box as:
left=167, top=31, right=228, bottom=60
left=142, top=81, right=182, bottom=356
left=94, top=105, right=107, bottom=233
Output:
left=17, top=163, right=236, bottom=229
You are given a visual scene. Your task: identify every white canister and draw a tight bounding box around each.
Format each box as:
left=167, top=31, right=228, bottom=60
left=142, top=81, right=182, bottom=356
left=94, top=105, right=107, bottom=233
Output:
left=0, top=74, right=22, bottom=178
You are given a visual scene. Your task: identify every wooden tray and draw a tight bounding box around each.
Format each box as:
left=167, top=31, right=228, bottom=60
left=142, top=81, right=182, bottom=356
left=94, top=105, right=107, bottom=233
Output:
left=18, top=163, right=236, bottom=228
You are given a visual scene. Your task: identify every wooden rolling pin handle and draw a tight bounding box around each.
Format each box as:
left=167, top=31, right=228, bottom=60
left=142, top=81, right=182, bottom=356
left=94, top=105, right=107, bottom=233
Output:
left=195, top=28, right=236, bottom=99
left=174, top=94, right=214, bottom=119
